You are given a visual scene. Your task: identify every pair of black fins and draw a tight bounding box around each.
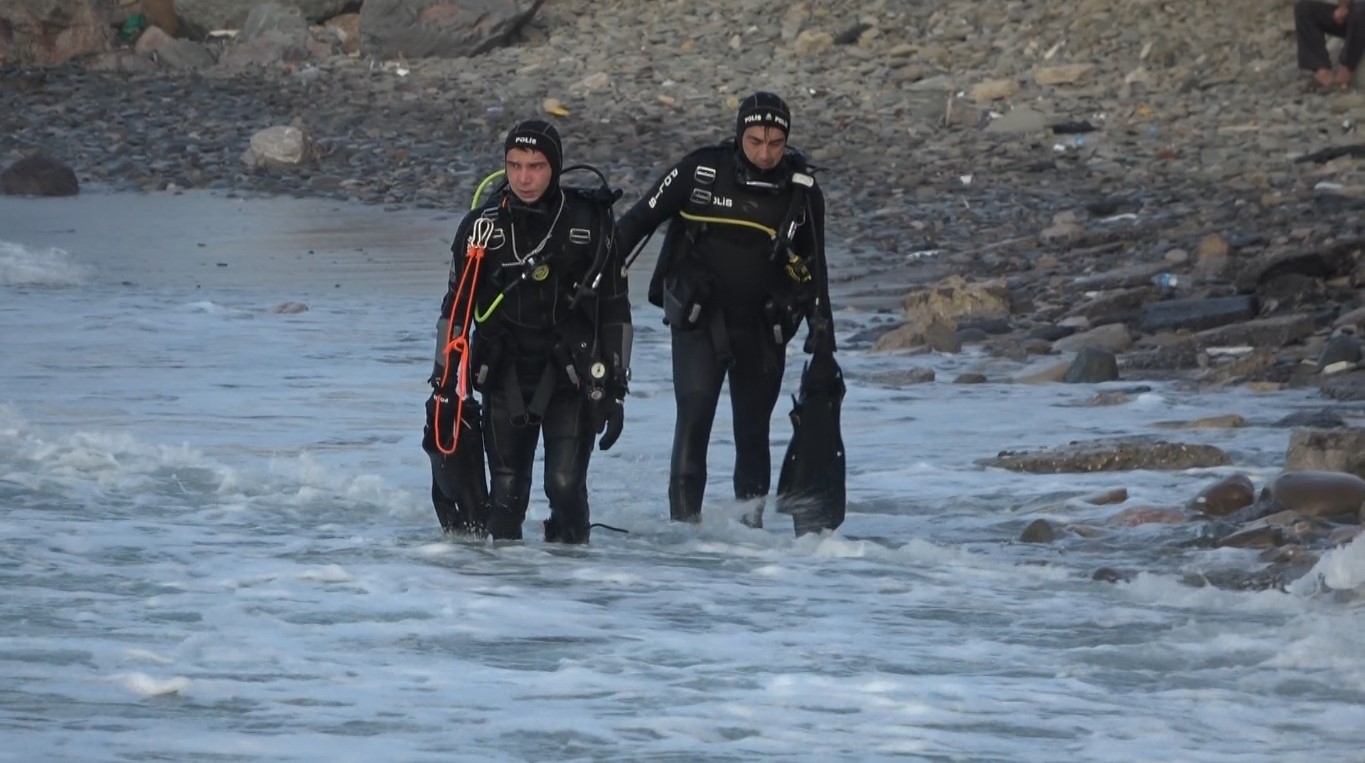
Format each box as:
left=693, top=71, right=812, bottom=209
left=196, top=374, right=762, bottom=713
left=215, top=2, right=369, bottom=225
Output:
left=776, top=346, right=848, bottom=536
left=424, top=350, right=848, bottom=538
left=423, top=395, right=489, bottom=535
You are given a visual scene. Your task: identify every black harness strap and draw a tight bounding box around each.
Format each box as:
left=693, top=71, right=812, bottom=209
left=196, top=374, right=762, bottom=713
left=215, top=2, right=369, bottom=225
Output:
left=771, top=171, right=814, bottom=264
left=526, top=363, right=559, bottom=422
left=708, top=308, right=733, bottom=368
left=500, top=359, right=562, bottom=427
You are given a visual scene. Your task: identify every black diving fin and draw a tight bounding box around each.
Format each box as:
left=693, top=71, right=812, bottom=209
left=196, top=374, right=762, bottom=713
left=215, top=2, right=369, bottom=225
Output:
left=422, top=394, right=490, bottom=535
left=776, top=347, right=847, bottom=536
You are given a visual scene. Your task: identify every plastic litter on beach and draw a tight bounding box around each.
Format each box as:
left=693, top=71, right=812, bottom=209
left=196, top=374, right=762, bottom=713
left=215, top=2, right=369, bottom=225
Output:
left=1206, top=346, right=1255, bottom=357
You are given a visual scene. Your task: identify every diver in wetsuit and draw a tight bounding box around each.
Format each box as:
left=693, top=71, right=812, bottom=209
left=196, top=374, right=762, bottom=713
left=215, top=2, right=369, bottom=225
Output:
left=423, top=120, right=631, bottom=543
left=614, top=92, right=835, bottom=527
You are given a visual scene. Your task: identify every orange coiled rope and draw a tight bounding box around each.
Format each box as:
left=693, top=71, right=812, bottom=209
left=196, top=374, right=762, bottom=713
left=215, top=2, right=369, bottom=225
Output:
left=433, top=216, right=494, bottom=455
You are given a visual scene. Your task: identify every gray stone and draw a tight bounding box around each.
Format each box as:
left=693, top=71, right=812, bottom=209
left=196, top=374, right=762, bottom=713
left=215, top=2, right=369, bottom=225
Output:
left=1262, top=470, right=1365, bottom=519
left=1194, top=314, right=1316, bottom=351
left=1137, top=295, right=1258, bottom=334
left=1063, top=347, right=1119, bottom=383
left=360, top=0, right=546, bottom=60
left=1053, top=323, right=1132, bottom=354
left=1285, top=428, right=1365, bottom=481
left=239, top=2, right=308, bottom=42
left=1318, top=335, right=1362, bottom=368
left=152, top=39, right=218, bottom=69
left=1188, top=473, right=1256, bottom=517
left=981, top=436, right=1231, bottom=473
left=986, top=106, right=1046, bottom=134
left=1020, top=518, right=1056, bottom=544
left=174, top=0, right=351, bottom=32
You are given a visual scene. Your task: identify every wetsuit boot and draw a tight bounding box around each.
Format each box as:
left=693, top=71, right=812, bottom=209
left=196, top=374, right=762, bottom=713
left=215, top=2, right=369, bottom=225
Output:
left=485, top=473, right=530, bottom=540
left=543, top=515, right=591, bottom=544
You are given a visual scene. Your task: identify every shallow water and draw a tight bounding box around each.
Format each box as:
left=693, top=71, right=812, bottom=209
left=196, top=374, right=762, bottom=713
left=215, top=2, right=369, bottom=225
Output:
left=2, top=191, right=1364, bottom=762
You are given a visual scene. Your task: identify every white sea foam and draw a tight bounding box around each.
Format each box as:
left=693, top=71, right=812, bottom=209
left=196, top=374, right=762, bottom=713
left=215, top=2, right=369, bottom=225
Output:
left=0, top=240, right=91, bottom=286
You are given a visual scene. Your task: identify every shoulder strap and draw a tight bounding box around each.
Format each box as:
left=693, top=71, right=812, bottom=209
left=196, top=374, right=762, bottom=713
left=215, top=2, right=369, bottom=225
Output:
left=558, top=165, right=623, bottom=311
left=773, top=170, right=815, bottom=261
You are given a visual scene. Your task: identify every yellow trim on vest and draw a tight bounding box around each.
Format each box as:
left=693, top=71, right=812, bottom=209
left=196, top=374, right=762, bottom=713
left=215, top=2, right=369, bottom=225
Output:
left=678, top=211, right=777, bottom=238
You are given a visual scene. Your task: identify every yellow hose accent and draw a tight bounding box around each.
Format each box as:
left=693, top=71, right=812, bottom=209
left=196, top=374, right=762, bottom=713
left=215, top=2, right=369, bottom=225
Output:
left=471, top=170, right=506, bottom=209
left=678, top=211, right=777, bottom=237
left=474, top=292, right=503, bottom=323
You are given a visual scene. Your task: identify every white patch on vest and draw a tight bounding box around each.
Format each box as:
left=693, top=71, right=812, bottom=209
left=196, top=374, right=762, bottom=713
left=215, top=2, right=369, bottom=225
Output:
left=711, top=195, right=733, bottom=208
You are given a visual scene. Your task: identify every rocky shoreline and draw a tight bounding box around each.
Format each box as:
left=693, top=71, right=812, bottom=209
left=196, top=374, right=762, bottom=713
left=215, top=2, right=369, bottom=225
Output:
left=3, top=1, right=1362, bottom=378
left=4, top=0, right=1365, bottom=588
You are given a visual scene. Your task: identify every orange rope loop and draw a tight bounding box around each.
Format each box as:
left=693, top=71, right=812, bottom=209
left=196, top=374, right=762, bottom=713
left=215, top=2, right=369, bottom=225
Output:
left=433, top=217, right=495, bottom=455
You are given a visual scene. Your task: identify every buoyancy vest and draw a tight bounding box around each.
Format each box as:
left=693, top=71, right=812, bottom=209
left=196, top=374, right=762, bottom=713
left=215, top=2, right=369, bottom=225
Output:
left=468, top=187, right=617, bottom=424
left=656, top=147, right=817, bottom=340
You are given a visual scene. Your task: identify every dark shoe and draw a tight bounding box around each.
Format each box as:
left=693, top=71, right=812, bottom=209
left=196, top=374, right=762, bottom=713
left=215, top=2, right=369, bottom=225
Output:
left=544, top=516, right=590, bottom=544
left=486, top=508, right=524, bottom=541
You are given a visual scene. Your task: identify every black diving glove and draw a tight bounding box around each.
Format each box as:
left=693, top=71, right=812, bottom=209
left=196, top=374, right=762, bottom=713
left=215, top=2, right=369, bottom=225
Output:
left=596, top=396, right=624, bottom=451
left=595, top=367, right=629, bottom=451
left=803, top=316, right=834, bottom=355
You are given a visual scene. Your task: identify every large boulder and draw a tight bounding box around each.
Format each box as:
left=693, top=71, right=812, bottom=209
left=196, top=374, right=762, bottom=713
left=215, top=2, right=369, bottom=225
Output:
left=1285, top=428, right=1365, bottom=480
left=173, top=0, right=350, bottom=34
left=1, top=155, right=78, bottom=196
left=241, top=125, right=314, bottom=170
left=360, top=0, right=545, bottom=61
left=1187, top=473, right=1256, bottom=517
left=0, top=0, right=112, bottom=66
left=1259, top=471, right=1365, bottom=520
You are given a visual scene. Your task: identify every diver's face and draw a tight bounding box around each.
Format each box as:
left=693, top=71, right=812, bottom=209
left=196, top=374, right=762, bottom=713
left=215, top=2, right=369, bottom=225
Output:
left=505, top=148, right=553, bottom=203
left=740, top=126, right=787, bottom=171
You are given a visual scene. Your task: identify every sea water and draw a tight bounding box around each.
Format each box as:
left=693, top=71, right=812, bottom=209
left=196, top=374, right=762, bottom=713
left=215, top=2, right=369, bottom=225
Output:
left=2, top=191, right=1364, bottom=763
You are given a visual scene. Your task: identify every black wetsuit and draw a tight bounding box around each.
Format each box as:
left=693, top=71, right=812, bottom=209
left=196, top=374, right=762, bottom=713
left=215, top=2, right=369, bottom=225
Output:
left=427, top=185, right=630, bottom=542
left=616, top=143, right=833, bottom=523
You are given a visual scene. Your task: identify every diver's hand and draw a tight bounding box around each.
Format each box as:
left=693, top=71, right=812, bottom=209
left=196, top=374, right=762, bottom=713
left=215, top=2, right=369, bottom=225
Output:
left=596, top=397, right=624, bottom=451
left=803, top=318, right=833, bottom=355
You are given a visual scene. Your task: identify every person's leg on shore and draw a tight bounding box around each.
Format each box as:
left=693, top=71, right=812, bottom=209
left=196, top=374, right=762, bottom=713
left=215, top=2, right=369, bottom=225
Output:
left=1337, top=2, right=1365, bottom=87
left=1297, top=0, right=1346, bottom=89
